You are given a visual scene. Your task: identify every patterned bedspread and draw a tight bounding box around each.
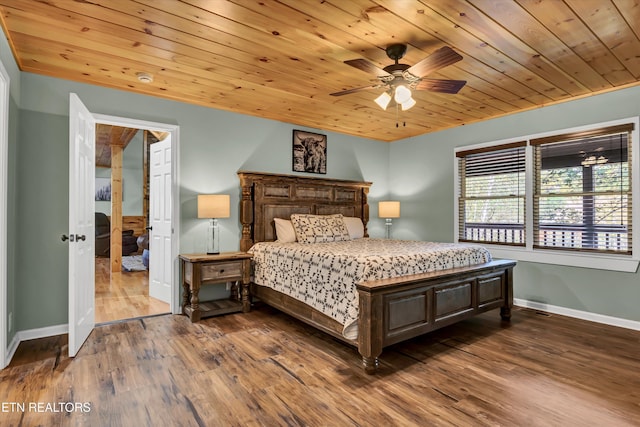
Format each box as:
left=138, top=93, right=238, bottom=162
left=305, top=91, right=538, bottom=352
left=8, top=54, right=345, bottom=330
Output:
left=249, top=238, right=492, bottom=339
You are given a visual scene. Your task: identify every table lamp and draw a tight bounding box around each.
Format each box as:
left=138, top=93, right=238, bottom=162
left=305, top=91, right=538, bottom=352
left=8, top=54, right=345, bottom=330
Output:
left=378, top=201, right=400, bottom=239
left=197, top=194, right=230, bottom=254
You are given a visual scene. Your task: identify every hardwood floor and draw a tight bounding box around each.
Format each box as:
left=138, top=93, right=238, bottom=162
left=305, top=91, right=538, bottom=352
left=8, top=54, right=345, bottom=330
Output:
left=95, top=257, right=169, bottom=324
left=2, top=306, right=639, bottom=426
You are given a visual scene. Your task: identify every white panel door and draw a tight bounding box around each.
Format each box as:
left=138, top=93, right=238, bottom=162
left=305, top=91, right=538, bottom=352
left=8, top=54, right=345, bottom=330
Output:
left=149, top=138, right=172, bottom=303
left=68, top=93, right=96, bottom=357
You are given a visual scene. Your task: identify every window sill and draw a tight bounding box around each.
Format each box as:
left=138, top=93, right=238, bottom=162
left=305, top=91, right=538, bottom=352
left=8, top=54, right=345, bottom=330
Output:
left=485, top=246, right=639, bottom=273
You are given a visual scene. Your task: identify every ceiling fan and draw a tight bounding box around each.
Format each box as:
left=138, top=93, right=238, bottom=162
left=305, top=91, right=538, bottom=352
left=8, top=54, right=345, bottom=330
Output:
left=330, top=44, right=466, bottom=111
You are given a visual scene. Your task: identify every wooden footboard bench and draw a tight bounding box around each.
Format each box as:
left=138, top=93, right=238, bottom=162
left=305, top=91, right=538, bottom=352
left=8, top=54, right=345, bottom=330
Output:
left=356, top=259, right=514, bottom=373
left=251, top=258, right=514, bottom=373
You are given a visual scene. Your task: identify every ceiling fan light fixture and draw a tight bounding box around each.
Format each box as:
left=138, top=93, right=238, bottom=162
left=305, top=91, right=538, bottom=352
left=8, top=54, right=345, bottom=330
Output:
left=401, top=96, right=416, bottom=111
left=331, top=44, right=466, bottom=124
left=394, top=85, right=412, bottom=104
left=374, top=91, right=392, bottom=110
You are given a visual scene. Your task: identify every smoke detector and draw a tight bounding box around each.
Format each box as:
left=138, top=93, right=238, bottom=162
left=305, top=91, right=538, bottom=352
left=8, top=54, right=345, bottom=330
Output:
left=136, top=72, right=153, bottom=83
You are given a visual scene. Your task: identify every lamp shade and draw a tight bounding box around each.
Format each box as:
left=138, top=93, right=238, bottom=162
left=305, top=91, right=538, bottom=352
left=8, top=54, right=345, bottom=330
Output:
left=394, top=85, right=412, bottom=104
left=401, top=96, right=416, bottom=111
left=378, top=201, right=400, bottom=218
left=197, top=194, right=230, bottom=219
left=374, top=91, right=392, bottom=110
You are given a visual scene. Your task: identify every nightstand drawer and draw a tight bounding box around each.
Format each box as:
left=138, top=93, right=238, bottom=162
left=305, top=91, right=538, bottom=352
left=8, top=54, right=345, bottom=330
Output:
left=201, top=261, right=242, bottom=281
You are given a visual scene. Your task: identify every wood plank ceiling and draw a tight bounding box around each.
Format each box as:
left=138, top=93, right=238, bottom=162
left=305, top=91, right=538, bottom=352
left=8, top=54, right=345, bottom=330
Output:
left=0, top=1, right=638, bottom=142
left=95, top=124, right=139, bottom=168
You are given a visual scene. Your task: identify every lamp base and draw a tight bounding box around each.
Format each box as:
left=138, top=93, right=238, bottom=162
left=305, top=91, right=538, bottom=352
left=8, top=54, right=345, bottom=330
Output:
left=206, top=218, right=220, bottom=255
left=385, top=218, right=393, bottom=239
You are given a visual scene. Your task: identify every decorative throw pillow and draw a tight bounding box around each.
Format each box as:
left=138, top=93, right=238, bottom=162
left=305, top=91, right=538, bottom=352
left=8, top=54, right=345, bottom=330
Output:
left=343, top=216, right=365, bottom=239
left=274, top=218, right=297, bottom=243
left=290, top=213, right=351, bottom=244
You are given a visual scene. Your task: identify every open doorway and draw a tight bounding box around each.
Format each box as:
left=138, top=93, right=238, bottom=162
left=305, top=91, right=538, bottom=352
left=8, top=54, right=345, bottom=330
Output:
left=69, top=94, right=180, bottom=356
left=94, top=126, right=170, bottom=323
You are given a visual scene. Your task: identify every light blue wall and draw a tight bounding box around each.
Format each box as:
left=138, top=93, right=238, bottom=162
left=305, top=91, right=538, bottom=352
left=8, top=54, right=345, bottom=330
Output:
left=13, top=72, right=390, bottom=331
left=390, top=85, right=640, bottom=322
left=15, top=110, right=69, bottom=328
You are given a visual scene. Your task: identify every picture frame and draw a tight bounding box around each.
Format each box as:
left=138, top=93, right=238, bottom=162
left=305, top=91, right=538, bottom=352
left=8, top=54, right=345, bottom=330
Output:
left=95, top=177, right=111, bottom=201
left=292, top=129, right=327, bottom=174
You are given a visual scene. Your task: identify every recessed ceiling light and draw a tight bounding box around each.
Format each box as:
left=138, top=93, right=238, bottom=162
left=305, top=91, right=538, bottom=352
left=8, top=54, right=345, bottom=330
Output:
left=136, top=72, right=153, bottom=83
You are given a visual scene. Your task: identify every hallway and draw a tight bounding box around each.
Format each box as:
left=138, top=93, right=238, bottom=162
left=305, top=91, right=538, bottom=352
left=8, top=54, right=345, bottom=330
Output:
left=95, top=257, right=169, bottom=323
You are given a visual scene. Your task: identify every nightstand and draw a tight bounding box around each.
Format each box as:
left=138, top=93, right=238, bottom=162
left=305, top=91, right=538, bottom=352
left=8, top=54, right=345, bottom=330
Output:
left=179, top=252, right=252, bottom=322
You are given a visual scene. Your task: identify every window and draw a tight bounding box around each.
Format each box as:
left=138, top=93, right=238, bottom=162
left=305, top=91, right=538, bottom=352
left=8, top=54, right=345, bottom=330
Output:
left=455, top=119, right=638, bottom=271
left=532, top=124, right=632, bottom=255
left=457, top=142, right=526, bottom=246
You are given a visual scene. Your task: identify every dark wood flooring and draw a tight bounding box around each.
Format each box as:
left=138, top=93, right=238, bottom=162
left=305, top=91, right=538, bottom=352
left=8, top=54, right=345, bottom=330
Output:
left=1, top=306, right=639, bottom=426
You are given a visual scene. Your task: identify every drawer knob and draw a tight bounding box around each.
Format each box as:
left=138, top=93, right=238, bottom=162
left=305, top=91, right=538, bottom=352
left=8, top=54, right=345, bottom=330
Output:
left=220, top=269, right=225, bottom=273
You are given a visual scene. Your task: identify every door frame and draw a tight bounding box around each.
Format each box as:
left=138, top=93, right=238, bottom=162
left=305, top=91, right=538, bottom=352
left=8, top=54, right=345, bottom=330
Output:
left=0, top=54, right=9, bottom=368
left=92, top=113, right=181, bottom=314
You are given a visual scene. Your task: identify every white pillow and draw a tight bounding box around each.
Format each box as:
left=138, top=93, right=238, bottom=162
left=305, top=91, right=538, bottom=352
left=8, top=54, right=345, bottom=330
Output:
left=343, top=216, right=365, bottom=239
left=274, top=218, right=297, bottom=243
left=290, top=213, right=351, bottom=244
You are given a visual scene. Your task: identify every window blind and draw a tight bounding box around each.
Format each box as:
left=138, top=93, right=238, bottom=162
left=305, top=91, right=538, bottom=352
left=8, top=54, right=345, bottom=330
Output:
left=533, top=126, right=633, bottom=254
left=458, top=142, right=526, bottom=246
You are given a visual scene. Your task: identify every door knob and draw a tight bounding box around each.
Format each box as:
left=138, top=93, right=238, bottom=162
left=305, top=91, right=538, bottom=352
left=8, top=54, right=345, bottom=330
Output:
left=61, top=234, right=69, bottom=242
left=75, top=234, right=86, bottom=241
left=146, top=226, right=153, bottom=230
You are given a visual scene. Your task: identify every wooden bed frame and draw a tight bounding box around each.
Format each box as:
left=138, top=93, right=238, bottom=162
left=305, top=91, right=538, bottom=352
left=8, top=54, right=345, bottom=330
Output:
left=238, top=171, right=515, bottom=373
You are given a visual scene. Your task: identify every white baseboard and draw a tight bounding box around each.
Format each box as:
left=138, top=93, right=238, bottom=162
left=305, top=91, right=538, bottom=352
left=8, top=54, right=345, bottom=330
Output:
left=514, top=298, right=640, bottom=331
left=5, top=333, right=19, bottom=366
left=18, top=323, right=68, bottom=341
left=3, top=323, right=68, bottom=367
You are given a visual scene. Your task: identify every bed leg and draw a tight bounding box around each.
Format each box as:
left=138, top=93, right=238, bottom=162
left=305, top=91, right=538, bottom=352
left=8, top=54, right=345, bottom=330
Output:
left=362, top=356, right=379, bottom=374
left=500, top=265, right=514, bottom=321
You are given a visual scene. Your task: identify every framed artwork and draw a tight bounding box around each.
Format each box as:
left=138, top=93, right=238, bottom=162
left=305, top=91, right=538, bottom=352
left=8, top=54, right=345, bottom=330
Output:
left=95, top=177, right=111, bottom=201
left=292, top=129, right=327, bottom=174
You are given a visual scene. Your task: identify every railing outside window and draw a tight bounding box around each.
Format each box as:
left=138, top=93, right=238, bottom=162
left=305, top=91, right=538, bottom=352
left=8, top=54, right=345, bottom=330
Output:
left=463, top=223, right=628, bottom=253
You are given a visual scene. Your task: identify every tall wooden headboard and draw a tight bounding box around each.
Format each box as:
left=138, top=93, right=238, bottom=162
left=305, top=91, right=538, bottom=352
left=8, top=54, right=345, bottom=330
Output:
left=237, top=171, right=372, bottom=251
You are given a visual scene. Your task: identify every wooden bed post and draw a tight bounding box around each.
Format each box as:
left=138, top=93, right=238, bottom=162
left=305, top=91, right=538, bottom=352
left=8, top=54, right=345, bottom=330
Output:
left=239, top=176, right=254, bottom=252
left=358, top=290, right=384, bottom=374
left=362, top=186, right=370, bottom=238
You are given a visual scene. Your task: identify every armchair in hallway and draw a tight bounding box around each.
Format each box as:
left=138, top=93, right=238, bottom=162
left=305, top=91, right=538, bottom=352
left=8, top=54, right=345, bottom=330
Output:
left=95, top=212, right=138, bottom=257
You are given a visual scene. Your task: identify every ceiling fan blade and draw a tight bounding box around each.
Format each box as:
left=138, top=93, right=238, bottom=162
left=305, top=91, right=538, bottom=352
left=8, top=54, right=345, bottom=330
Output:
left=330, top=85, right=380, bottom=96
left=414, top=78, right=467, bottom=94
left=406, top=46, right=463, bottom=78
left=344, top=59, right=390, bottom=77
